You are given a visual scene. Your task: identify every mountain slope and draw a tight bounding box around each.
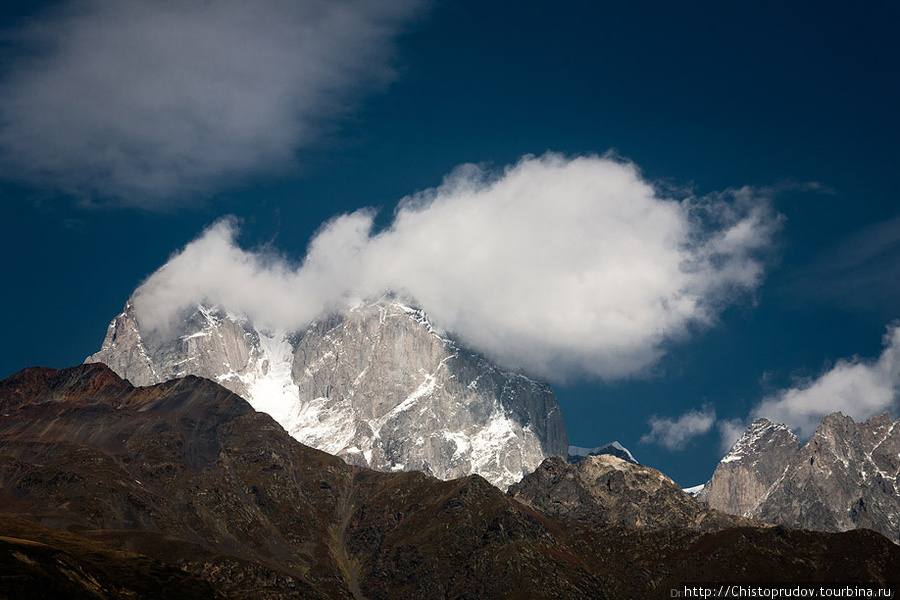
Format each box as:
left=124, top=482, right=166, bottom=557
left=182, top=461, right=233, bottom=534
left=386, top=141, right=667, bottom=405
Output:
left=2, top=365, right=898, bottom=599
left=86, top=296, right=568, bottom=489
left=0, top=364, right=590, bottom=599
left=0, top=515, right=222, bottom=600
left=700, top=413, right=900, bottom=544
left=509, top=454, right=748, bottom=531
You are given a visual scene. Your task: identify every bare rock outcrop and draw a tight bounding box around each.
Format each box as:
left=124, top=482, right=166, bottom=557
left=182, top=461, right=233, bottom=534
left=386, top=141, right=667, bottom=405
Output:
left=696, top=418, right=800, bottom=515
left=509, top=454, right=749, bottom=531
left=700, top=412, right=900, bottom=544
left=288, top=301, right=568, bottom=488
left=750, top=413, right=900, bottom=542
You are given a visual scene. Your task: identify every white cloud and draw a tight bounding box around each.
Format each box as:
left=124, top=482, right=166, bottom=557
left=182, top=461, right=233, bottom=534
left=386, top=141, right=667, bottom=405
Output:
left=133, top=212, right=375, bottom=337
left=133, top=153, right=779, bottom=381
left=640, top=405, right=717, bottom=451
left=716, top=418, right=748, bottom=454
left=780, top=215, right=900, bottom=315
left=0, top=0, right=421, bottom=207
left=751, top=324, right=900, bottom=438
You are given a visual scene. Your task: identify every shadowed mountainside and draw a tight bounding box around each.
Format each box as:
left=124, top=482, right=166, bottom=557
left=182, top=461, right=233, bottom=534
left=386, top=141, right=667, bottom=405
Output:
left=0, top=515, right=223, bottom=600
left=1, top=364, right=898, bottom=599
left=509, top=454, right=751, bottom=531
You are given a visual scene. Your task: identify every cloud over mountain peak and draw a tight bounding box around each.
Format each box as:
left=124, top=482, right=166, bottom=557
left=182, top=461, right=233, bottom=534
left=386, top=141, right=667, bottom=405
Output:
left=134, top=153, right=780, bottom=381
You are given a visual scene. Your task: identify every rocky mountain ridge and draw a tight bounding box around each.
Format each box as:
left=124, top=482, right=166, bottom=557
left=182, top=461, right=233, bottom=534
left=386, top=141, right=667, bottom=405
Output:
left=509, top=454, right=749, bottom=531
left=699, top=413, right=900, bottom=544
left=86, top=295, right=568, bottom=489
left=1, top=364, right=898, bottom=599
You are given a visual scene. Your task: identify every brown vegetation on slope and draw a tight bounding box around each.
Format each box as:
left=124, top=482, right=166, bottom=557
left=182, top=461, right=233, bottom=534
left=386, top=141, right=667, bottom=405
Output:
left=0, top=364, right=897, bottom=599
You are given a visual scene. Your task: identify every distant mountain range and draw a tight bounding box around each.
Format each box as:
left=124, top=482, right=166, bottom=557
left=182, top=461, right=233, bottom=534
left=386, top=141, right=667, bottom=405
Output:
left=1, top=364, right=896, bottom=599
left=698, top=413, right=900, bottom=544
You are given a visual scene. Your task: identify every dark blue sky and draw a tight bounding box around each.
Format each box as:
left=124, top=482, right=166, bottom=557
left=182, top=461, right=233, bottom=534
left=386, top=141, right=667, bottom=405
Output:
left=1, top=0, right=898, bottom=485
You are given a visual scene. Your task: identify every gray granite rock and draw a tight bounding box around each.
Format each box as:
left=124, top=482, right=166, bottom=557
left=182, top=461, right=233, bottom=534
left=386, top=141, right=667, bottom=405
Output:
left=700, top=413, right=900, bottom=544
left=697, top=418, right=800, bottom=516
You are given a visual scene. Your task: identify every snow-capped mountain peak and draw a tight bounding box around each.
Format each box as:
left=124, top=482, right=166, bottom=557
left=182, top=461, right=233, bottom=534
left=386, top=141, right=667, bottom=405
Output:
left=87, top=295, right=569, bottom=489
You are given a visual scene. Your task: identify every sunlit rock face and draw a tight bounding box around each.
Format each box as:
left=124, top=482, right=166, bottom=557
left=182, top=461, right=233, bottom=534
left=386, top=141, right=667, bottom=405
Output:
left=87, top=295, right=568, bottom=489
left=697, top=418, right=800, bottom=516
left=510, top=454, right=749, bottom=532
left=699, top=413, right=900, bottom=544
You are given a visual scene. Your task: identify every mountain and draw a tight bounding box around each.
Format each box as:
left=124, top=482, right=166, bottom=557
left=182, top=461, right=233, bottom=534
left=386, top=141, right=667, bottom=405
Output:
left=0, top=364, right=596, bottom=599
left=567, top=441, right=637, bottom=465
left=509, top=454, right=747, bottom=531
left=86, top=295, right=568, bottom=489
left=696, top=418, right=800, bottom=515
left=2, top=365, right=898, bottom=599
left=699, top=413, right=900, bottom=544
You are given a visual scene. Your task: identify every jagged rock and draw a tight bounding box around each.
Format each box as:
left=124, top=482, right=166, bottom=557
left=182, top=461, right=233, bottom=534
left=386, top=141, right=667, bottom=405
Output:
left=87, top=302, right=277, bottom=404
left=509, top=454, right=749, bottom=531
left=697, top=418, right=800, bottom=516
left=287, top=300, right=567, bottom=488
left=750, top=413, right=900, bottom=543
left=87, top=295, right=568, bottom=489
left=701, top=413, right=900, bottom=544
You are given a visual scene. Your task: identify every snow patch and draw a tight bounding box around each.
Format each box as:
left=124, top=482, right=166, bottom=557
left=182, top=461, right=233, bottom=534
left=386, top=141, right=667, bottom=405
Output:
left=243, top=329, right=299, bottom=427
left=569, top=441, right=637, bottom=464
left=720, top=419, right=792, bottom=464
left=682, top=484, right=705, bottom=496
left=180, top=330, right=210, bottom=340
left=288, top=396, right=357, bottom=456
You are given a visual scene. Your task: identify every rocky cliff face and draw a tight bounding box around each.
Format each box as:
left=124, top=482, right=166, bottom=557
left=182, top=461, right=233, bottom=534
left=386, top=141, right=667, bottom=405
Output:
left=86, top=301, right=284, bottom=412
left=696, top=418, right=800, bottom=516
left=87, top=296, right=568, bottom=489
left=700, top=413, right=900, bottom=544
left=3, top=365, right=898, bottom=599
left=286, top=301, right=567, bottom=487
left=750, top=413, right=900, bottom=543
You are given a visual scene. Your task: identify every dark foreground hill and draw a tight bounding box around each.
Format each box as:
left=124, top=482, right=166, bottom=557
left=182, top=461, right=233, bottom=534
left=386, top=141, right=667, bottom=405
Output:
left=0, top=514, right=222, bottom=600
left=0, top=364, right=897, bottom=599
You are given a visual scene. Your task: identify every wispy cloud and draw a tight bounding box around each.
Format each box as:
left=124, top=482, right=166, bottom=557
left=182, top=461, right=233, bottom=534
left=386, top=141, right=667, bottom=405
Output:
left=0, top=0, right=421, bottom=207
left=779, top=215, right=900, bottom=315
left=716, top=418, right=748, bottom=454
left=133, top=153, right=780, bottom=382
left=750, top=323, right=900, bottom=438
left=640, top=405, right=716, bottom=451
